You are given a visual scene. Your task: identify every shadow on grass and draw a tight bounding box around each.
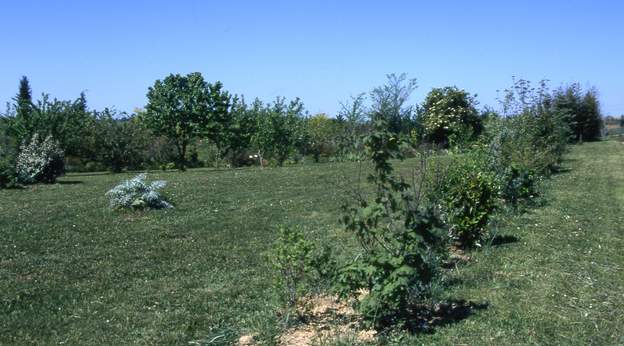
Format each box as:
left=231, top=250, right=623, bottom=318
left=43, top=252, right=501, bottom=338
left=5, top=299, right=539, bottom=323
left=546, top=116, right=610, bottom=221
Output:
left=378, top=300, right=489, bottom=335
left=427, top=300, right=489, bottom=329
left=65, top=171, right=112, bottom=177
left=56, top=180, right=83, bottom=185
left=490, top=234, right=519, bottom=246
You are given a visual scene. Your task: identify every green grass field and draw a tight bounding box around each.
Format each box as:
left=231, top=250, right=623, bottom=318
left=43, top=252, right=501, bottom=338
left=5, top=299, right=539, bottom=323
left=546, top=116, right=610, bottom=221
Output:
left=1, top=141, right=623, bottom=345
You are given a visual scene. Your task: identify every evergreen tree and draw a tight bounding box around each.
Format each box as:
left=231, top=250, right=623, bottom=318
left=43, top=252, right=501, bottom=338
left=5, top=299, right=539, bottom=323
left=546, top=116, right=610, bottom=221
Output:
left=16, top=76, right=33, bottom=119
left=580, top=89, right=603, bottom=141
left=11, top=76, right=34, bottom=141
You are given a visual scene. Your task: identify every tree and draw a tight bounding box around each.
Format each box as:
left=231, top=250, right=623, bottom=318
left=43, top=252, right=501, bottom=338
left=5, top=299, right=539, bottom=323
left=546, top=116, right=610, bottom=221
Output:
left=251, top=97, right=306, bottom=166
left=338, top=93, right=367, bottom=137
left=222, top=95, right=256, bottom=166
left=144, top=72, right=211, bottom=169
left=369, top=73, right=417, bottom=135
left=580, top=89, right=603, bottom=141
left=420, top=86, right=481, bottom=146
left=552, top=84, right=583, bottom=141
left=9, top=76, right=34, bottom=142
left=30, top=93, right=93, bottom=158
left=95, top=109, right=148, bottom=172
left=203, top=81, right=232, bottom=165
left=337, top=118, right=444, bottom=328
left=552, top=84, right=603, bottom=142
left=306, top=113, right=337, bottom=162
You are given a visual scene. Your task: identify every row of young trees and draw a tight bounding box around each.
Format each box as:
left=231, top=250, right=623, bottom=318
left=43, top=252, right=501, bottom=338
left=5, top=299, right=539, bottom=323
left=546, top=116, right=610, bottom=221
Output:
left=0, top=73, right=604, bottom=187
left=268, top=76, right=598, bottom=335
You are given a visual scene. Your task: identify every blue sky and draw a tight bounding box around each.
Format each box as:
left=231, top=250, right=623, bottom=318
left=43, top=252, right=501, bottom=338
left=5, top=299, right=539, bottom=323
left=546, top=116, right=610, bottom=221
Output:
left=1, top=0, right=622, bottom=116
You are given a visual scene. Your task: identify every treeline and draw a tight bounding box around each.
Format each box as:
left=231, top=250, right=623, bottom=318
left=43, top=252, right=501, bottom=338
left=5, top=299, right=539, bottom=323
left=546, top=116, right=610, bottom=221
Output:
left=0, top=73, right=603, bottom=187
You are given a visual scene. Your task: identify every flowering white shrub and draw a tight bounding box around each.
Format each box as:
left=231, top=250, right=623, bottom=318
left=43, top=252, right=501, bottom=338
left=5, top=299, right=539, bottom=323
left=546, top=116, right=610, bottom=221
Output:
left=421, top=86, right=481, bottom=146
left=16, top=134, right=65, bottom=184
left=106, top=173, right=173, bottom=210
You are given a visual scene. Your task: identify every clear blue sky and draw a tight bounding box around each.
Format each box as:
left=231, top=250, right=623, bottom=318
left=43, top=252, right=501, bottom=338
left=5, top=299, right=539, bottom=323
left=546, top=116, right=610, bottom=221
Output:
left=1, top=0, right=622, bottom=116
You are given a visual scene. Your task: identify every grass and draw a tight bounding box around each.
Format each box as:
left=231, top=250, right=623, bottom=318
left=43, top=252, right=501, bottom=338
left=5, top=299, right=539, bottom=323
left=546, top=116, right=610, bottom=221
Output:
left=1, top=141, right=623, bottom=345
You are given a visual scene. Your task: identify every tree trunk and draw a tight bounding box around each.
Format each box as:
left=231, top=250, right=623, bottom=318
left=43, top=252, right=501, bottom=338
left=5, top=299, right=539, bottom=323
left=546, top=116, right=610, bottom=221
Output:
left=176, top=140, right=187, bottom=171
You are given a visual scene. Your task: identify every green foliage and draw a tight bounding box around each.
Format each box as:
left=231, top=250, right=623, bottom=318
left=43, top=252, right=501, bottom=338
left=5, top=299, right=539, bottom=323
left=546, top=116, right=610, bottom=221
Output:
left=0, top=121, right=17, bottom=188
left=251, top=97, right=306, bottom=166
left=202, top=81, right=232, bottom=165
left=94, top=109, right=149, bottom=172
left=305, top=113, right=338, bottom=162
left=442, top=154, right=497, bottom=248
left=552, top=84, right=603, bottom=142
left=338, top=119, right=444, bottom=329
left=420, top=86, right=481, bottom=146
left=15, top=134, right=65, bottom=184
left=500, top=165, right=539, bottom=207
left=0, top=148, right=16, bottom=188
left=335, top=93, right=368, bottom=160
left=13, top=76, right=33, bottom=139
left=369, top=74, right=417, bottom=135
left=270, top=226, right=316, bottom=310
left=9, top=91, right=94, bottom=158
left=144, top=72, right=227, bottom=169
left=497, top=78, right=570, bottom=174
left=223, top=96, right=256, bottom=166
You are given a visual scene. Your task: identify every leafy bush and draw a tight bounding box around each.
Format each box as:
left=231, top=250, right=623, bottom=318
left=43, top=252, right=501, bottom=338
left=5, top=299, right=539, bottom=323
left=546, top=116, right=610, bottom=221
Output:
left=502, top=165, right=539, bottom=206
left=269, top=226, right=335, bottom=323
left=481, top=108, right=560, bottom=210
left=496, top=79, right=570, bottom=174
left=420, top=86, right=482, bottom=147
left=0, top=152, right=16, bottom=188
left=94, top=110, right=149, bottom=172
left=105, top=173, right=173, bottom=210
left=337, top=120, right=445, bottom=329
left=15, top=134, right=64, bottom=184
left=442, top=155, right=497, bottom=248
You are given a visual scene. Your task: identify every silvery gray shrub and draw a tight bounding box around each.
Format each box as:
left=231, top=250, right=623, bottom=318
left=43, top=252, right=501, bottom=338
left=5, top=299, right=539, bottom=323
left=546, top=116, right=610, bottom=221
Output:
left=106, top=173, right=173, bottom=210
left=16, top=134, right=65, bottom=184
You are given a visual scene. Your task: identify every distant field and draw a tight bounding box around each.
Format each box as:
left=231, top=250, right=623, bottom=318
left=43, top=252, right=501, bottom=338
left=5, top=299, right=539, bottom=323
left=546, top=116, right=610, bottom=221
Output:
left=1, top=141, right=623, bottom=345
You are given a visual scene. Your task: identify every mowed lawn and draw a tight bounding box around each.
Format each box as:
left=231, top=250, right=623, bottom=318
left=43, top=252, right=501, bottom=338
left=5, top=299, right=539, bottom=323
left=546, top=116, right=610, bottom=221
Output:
left=1, top=141, right=623, bottom=345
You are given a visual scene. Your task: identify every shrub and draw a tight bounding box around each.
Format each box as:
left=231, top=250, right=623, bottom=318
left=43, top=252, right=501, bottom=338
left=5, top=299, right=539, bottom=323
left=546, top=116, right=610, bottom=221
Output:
left=442, top=156, right=497, bottom=248
left=337, top=120, right=445, bottom=329
left=0, top=152, right=16, bottom=188
left=105, top=173, right=173, bottom=210
left=270, top=226, right=315, bottom=309
left=420, top=86, right=482, bottom=147
left=482, top=114, right=554, bottom=208
left=269, top=226, right=335, bottom=323
left=15, top=134, right=64, bottom=184
left=500, top=165, right=539, bottom=207
left=497, top=78, right=570, bottom=174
